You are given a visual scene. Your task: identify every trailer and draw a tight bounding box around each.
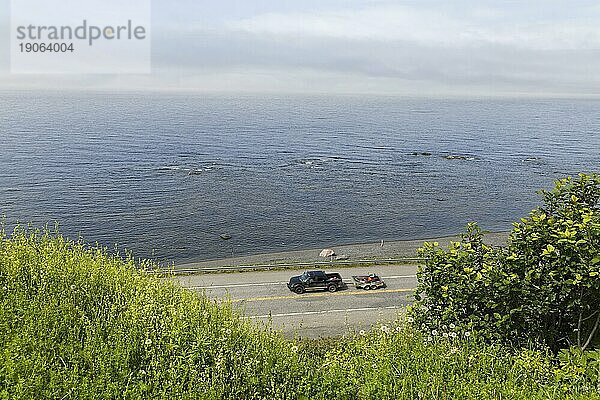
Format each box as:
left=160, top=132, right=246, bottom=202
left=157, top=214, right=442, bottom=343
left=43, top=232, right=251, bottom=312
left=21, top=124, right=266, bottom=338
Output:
left=352, top=274, right=386, bottom=290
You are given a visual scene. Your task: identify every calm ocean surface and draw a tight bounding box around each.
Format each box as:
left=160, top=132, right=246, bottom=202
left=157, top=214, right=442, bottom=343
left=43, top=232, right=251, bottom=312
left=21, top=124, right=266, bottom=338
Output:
left=0, top=92, right=598, bottom=262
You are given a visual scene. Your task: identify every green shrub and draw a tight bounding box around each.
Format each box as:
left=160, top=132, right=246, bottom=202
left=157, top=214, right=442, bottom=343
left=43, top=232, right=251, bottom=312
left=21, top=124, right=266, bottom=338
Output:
left=555, top=347, right=600, bottom=394
left=0, top=227, right=307, bottom=399
left=318, top=323, right=597, bottom=400
left=411, top=173, right=600, bottom=351
left=1, top=222, right=599, bottom=398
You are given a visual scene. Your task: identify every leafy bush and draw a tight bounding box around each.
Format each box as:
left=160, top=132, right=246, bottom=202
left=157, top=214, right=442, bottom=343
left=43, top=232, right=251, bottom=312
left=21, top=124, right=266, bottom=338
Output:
left=555, top=347, right=600, bottom=393
left=411, top=173, right=600, bottom=351
left=0, top=227, right=307, bottom=399
left=1, top=224, right=599, bottom=398
left=319, top=322, right=600, bottom=399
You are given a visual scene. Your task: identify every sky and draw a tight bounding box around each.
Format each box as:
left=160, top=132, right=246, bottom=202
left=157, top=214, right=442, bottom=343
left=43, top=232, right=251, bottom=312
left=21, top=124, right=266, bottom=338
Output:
left=1, top=0, right=599, bottom=97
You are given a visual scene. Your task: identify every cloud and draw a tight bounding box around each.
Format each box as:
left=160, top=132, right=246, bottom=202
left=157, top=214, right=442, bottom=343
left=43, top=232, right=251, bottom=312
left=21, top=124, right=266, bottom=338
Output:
left=1, top=1, right=599, bottom=96
left=226, top=4, right=600, bottom=50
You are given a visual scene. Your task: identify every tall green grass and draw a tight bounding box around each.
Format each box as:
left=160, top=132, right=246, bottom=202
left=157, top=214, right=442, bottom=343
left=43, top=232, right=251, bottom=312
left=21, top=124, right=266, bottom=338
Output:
left=1, top=229, right=598, bottom=399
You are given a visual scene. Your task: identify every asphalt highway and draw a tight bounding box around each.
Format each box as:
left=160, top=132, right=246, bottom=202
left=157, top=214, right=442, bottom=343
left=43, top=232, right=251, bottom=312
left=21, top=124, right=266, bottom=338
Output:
left=175, top=264, right=418, bottom=338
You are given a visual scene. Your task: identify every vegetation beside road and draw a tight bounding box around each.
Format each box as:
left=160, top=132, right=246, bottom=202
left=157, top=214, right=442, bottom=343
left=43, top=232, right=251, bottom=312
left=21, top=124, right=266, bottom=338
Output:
left=412, top=174, right=600, bottom=353
left=1, top=174, right=600, bottom=399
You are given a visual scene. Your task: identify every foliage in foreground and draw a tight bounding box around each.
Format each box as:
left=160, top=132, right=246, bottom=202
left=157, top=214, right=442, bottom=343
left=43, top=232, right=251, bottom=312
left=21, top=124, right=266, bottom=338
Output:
left=1, top=228, right=599, bottom=399
left=412, top=173, right=600, bottom=352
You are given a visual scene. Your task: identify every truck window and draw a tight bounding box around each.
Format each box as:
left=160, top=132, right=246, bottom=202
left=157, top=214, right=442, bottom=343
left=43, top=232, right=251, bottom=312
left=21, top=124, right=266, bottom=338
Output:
left=314, top=272, right=326, bottom=281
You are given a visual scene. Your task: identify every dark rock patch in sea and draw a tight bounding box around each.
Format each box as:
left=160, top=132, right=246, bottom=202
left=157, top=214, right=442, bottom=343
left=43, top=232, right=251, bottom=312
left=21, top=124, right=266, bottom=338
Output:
left=157, top=163, right=220, bottom=175
left=291, top=157, right=344, bottom=169
left=443, top=154, right=477, bottom=161
left=522, top=156, right=544, bottom=164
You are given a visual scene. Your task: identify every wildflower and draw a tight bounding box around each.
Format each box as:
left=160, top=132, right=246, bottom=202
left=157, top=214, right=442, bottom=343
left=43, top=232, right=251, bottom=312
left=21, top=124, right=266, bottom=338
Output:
left=380, top=325, right=390, bottom=334
left=442, top=332, right=449, bottom=338
left=70, top=284, right=76, bottom=290
left=291, top=346, right=298, bottom=353
left=225, top=328, right=232, bottom=335
left=449, top=323, right=455, bottom=329
left=359, top=330, right=366, bottom=336
left=449, top=332, right=457, bottom=338
left=396, top=326, right=402, bottom=332
left=464, top=331, right=471, bottom=338
left=406, top=317, right=414, bottom=323
left=450, top=347, right=458, bottom=354
left=427, top=336, right=433, bottom=341
left=431, top=330, right=438, bottom=336
left=144, top=338, right=152, bottom=346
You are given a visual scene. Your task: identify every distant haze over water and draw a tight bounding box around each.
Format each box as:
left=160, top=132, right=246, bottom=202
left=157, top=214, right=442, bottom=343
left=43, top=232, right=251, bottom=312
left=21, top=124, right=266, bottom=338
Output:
left=1, top=92, right=598, bottom=262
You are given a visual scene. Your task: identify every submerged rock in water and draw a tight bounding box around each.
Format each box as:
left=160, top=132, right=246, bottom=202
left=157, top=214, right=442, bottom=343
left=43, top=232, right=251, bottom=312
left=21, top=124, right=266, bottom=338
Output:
left=523, top=156, right=543, bottom=163
left=445, top=155, right=473, bottom=161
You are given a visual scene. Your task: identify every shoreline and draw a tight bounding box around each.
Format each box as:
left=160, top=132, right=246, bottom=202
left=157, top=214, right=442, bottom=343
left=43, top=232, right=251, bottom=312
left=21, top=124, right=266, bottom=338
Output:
left=175, top=231, right=509, bottom=271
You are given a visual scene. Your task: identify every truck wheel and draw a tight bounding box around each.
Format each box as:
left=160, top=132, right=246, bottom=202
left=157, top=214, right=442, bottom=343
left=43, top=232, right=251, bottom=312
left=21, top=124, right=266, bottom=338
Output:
left=294, top=286, right=305, bottom=294
left=327, top=284, right=337, bottom=293
left=364, top=285, right=371, bottom=290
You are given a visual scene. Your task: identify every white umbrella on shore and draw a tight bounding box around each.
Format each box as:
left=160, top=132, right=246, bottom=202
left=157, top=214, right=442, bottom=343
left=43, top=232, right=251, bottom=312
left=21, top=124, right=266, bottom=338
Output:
left=319, top=248, right=336, bottom=260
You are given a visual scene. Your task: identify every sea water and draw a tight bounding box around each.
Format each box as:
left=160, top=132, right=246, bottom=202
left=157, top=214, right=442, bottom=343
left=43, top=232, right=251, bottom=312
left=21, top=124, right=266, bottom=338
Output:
left=1, top=92, right=598, bottom=262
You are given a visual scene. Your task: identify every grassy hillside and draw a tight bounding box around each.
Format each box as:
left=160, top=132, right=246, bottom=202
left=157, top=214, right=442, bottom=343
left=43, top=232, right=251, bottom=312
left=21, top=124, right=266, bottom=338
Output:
left=1, top=229, right=598, bottom=399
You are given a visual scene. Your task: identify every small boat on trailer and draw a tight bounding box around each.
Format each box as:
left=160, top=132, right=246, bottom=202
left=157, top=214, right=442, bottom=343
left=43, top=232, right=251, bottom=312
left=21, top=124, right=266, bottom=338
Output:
left=352, top=274, right=386, bottom=290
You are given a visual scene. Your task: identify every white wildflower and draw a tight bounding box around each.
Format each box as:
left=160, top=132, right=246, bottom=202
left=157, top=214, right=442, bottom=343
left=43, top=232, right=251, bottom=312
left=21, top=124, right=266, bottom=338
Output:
left=380, top=325, right=390, bottom=334
left=442, top=332, right=449, bottom=338
left=291, top=346, right=298, bottom=353
left=464, top=331, right=471, bottom=338
left=144, top=338, right=152, bottom=346
left=70, top=284, right=76, bottom=290
left=359, top=330, right=366, bottom=336
left=406, top=317, right=414, bottom=323
left=449, top=323, right=455, bottom=329
left=431, top=330, right=438, bottom=336
left=449, top=332, right=457, bottom=338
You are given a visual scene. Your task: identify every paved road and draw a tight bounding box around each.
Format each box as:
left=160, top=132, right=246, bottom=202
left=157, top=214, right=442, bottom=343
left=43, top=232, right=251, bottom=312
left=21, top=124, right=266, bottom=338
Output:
left=175, top=264, right=418, bottom=338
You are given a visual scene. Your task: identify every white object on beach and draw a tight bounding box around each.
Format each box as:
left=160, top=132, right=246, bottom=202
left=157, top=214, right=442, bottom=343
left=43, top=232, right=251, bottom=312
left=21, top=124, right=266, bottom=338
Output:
left=319, top=248, right=336, bottom=258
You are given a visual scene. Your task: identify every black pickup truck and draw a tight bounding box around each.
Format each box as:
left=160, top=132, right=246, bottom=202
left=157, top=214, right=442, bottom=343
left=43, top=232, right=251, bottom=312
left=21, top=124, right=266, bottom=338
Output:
left=287, top=271, right=345, bottom=294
